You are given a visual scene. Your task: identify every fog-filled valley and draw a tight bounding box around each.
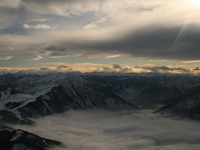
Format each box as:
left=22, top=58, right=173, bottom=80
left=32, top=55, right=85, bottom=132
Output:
left=9, top=109, right=200, bottom=150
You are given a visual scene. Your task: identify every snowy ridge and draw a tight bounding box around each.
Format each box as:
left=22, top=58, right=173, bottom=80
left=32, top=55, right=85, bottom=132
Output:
left=0, top=73, right=84, bottom=112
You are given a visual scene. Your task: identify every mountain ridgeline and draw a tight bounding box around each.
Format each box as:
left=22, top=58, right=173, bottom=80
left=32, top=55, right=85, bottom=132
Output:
left=0, top=73, right=138, bottom=124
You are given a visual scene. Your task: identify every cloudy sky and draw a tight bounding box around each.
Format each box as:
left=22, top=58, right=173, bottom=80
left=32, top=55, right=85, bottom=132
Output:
left=0, top=0, right=200, bottom=74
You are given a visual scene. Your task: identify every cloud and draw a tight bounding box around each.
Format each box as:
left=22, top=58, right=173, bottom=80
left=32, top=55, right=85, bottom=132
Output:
left=21, top=25, right=197, bottom=61
left=182, top=60, right=200, bottom=63
left=57, top=65, right=69, bottom=70
left=23, top=24, right=51, bottom=29
left=112, top=64, right=122, bottom=69
left=0, top=63, right=192, bottom=75
left=23, top=24, right=31, bottom=29
left=120, top=67, right=132, bottom=72
left=83, top=24, right=97, bottom=30
left=194, top=67, right=200, bottom=71
left=83, top=18, right=107, bottom=30
left=0, top=0, right=21, bottom=8
left=45, top=45, right=67, bottom=52
left=85, top=25, right=200, bottom=61
left=136, top=66, right=190, bottom=73
left=40, top=67, right=49, bottom=71
left=105, top=55, right=121, bottom=58
left=102, top=67, right=113, bottom=72
left=0, top=0, right=200, bottom=62
left=10, top=110, right=200, bottom=150
left=28, top=19, right=50, bottom=22
left=100, top=64, right=132, bottom=73
left=21, top=0, right=108, bottom=16
left=0, top=63, right=106, bottom=74
left=33, top=24, right=51, bottom=29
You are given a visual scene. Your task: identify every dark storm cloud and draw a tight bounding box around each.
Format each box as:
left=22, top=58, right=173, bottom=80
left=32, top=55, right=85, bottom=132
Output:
left=44, top=25, right=200, bottom=61
left=88, top=25, right=200, bottom=61
left=136, top=66, right=189, bottom=73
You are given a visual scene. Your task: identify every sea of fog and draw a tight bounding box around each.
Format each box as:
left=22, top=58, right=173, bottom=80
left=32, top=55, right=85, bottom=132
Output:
left=10, top=109, right=200, bottom=150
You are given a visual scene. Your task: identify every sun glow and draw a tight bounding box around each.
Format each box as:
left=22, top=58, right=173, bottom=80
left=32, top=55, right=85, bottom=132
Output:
left=191, top=0, right=200, bottom=6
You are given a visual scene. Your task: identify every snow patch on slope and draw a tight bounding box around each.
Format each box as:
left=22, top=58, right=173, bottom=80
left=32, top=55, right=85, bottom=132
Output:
left=10, top=130, right=24, bottom=141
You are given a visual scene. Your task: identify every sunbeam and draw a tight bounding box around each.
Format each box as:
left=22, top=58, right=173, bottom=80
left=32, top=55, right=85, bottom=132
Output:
left=172, top=7, right=197, bottom=51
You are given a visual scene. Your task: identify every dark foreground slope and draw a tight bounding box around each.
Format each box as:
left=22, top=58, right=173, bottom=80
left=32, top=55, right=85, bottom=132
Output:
left=0, top=129, right=61, bottom=150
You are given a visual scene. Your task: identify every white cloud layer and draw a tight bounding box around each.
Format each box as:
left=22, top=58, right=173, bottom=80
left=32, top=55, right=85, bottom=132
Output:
left=11, top=110, right=200, bottom=150
left=23, top=24, right=51, bottom=29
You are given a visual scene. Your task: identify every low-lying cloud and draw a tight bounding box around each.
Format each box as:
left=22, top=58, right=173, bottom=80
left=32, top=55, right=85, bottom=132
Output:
left=136, top=66, right=190, bottom=73
left=57, top=65, right=69, bottom=70
left=11, top=109, right=200, bottom=150
left=194, top=67, right=200, bottom=71
left=0, top=63, right=193, bottom=75
left=99, top=64, right=133, bottom=73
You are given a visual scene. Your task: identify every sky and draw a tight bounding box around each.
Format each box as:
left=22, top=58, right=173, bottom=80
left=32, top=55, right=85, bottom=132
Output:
left=11, top=109, right=200, bottom=150
left=0, top=0, right=200, bottom=74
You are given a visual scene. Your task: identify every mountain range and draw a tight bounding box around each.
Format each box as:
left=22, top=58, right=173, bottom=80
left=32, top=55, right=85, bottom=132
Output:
left=1, top=72, right=200, bottom=150
left=0, top=73, right=138, bottom=124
